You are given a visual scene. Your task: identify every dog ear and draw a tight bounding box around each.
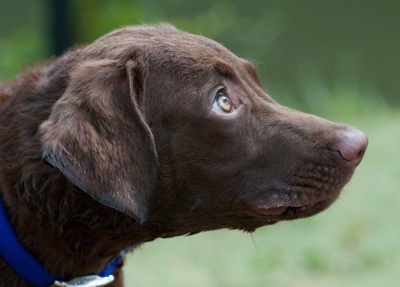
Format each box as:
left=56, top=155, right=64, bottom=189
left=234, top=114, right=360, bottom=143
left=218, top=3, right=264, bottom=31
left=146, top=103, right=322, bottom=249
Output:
left=40, top=59, right=158, bottom=224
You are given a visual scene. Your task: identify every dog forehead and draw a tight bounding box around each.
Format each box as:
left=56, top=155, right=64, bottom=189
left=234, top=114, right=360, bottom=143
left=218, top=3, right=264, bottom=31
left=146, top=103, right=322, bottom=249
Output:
left=132, top=24, right=230, bottom=53
left=87, top=25, right=259, bottom=92
left=94, top=24, right=243, bottom=67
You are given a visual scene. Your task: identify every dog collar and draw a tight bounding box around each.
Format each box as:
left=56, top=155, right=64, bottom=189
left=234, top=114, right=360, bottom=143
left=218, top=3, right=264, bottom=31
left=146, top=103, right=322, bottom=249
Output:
left=0, top=196, right=127, bottom=287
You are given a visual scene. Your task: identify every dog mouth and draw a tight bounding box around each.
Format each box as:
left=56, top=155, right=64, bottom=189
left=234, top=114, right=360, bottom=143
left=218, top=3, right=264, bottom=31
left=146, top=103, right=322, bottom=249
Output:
left=255, top=199, right=335, bottom=220
left=252, top=161, right=353, bottom=221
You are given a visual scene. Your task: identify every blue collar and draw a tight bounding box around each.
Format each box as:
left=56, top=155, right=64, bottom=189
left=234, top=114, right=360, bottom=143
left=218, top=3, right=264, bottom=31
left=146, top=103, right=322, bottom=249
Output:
left=0, top=196, right=126, bottom=287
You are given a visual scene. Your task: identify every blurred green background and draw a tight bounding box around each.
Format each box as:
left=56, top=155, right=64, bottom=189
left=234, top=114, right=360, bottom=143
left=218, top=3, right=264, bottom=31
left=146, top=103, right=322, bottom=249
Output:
left=1, top=0, right=399, bottom=286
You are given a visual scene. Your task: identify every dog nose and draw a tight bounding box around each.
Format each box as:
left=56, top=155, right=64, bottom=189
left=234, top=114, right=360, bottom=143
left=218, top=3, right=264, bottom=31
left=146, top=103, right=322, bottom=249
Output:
left=336, top=127, right=368, bottom=165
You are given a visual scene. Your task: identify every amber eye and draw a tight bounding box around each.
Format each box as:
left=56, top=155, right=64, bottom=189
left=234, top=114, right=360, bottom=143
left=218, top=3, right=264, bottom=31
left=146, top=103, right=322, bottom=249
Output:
left=214, top=92, right=233, bottom=113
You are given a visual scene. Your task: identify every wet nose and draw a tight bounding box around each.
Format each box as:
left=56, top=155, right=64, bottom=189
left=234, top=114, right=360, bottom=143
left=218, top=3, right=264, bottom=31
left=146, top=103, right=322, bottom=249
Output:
left=336, top=127, right=368, bottom=165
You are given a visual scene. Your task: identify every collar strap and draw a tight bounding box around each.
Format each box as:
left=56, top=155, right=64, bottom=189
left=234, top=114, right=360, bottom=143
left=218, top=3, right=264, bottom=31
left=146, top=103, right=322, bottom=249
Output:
left=0, top=196, right=128, bottom=287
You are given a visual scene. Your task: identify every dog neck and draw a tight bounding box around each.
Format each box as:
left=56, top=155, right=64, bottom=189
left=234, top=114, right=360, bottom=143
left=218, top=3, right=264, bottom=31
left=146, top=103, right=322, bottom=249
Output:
left=0, top=195, right=129, bottom=287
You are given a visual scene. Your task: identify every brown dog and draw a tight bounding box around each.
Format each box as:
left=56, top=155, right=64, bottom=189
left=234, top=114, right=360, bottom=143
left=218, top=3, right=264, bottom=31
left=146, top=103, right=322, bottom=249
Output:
left=0, top=24, right=367, bottom=286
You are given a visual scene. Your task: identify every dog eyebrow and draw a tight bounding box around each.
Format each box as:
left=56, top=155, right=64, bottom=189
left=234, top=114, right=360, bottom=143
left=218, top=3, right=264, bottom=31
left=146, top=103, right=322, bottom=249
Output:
left=213, top=60, right=235, bottom=74
left=212, top=59, right=261, bottom=88
left=242, top=60, right=262, bottom=86
left=242, top=61, right=258, bottom=77
left=213, top=60, right=240, bottom=82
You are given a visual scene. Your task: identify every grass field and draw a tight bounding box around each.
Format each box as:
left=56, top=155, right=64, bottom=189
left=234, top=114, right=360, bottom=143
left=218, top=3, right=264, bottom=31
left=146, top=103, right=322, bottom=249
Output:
left=124, top=110, right=400, bottom=287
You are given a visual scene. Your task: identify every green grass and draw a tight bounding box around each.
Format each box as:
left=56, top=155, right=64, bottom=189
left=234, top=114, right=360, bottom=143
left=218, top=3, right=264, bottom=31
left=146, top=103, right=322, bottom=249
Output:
left=124, top=110, right=400, bottom=287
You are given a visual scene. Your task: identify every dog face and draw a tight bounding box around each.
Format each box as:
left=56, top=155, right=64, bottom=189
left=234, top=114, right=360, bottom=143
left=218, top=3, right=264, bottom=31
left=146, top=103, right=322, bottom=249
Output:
left=40, top=24, right=367, bottom=234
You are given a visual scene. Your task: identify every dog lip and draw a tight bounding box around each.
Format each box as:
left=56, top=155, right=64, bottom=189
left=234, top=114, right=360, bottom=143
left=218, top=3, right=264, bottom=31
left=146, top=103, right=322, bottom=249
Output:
left=257, top=206, right=288, bottom=216
left=255, top=199, right=328, bottom=218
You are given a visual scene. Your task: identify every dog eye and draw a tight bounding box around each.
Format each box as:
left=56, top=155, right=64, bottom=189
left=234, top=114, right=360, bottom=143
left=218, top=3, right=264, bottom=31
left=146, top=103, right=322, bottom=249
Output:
left=214, top=92, right=233, bottom=113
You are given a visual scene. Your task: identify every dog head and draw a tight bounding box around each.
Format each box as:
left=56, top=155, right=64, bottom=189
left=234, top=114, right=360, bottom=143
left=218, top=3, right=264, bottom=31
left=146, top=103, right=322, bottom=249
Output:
left=40, top=24, right=367, bottom=233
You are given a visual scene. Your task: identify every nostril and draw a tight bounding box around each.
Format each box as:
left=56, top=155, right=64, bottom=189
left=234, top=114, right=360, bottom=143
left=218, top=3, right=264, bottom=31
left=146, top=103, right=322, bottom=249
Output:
left=336, top=127, right=368, bottom=165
